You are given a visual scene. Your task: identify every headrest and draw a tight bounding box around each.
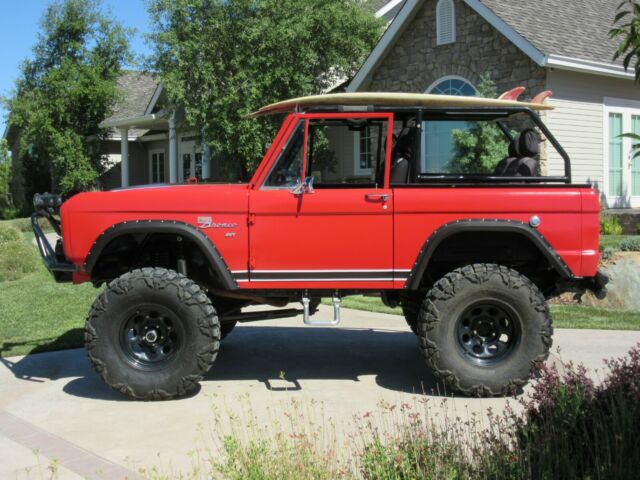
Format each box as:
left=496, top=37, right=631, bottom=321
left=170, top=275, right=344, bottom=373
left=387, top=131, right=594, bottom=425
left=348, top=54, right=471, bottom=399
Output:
left=394, top=127, right=415, bottom=158
left=508, top=135, right=520, bottom=158
left=518, top=129, right=540, bottom=158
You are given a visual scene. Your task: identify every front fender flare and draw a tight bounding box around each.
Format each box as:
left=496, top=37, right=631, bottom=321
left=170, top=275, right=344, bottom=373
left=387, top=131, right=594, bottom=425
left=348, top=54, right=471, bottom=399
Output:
left=83, top=220, right=238, bottom=290
left=404, top=219, right=574, bottom=290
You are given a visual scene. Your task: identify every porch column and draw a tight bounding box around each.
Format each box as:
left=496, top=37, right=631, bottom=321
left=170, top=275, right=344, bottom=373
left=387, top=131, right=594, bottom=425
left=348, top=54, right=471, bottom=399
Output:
left=119, top=127, right=129, bottom=187
left=169, top=112, right=178, bottom=184
left=202, top=130, right=211, bottom=180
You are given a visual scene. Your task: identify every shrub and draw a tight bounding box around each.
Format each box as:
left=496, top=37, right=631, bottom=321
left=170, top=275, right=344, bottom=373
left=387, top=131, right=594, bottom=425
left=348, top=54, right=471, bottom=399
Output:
left=619, top=237, right=640, bottom=251
left=637, top=223, right=640, bottom=235
left=601, top=215, right=623, bottom=235
left=0, top=225, right=21, bottom=243
left=0, top=237, right=39, bottom=282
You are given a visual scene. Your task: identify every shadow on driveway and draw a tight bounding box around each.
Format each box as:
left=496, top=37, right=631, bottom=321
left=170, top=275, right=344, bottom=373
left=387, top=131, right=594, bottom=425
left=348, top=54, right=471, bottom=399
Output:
left=2, top=325, right=447, bottom=401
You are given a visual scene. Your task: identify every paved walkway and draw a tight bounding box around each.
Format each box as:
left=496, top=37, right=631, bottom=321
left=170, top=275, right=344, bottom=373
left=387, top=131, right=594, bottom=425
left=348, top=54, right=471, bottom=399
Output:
left=1, top=306, right=639, bottom=479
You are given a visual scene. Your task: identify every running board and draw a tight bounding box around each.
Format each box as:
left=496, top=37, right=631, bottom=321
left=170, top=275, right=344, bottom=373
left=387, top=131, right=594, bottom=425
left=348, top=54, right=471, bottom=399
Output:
left=303, top=296, right=341, bottom=326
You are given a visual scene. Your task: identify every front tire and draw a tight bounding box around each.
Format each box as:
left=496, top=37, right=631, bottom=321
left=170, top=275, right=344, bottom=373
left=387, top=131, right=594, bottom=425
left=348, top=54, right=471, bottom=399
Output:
left=417, top=264, right=552, bottom=397
left=85, top=268, right=220, bottom=400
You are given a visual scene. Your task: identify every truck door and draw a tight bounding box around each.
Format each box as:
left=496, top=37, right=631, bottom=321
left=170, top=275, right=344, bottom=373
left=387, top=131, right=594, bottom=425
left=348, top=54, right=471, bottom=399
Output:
left=245, top=113, right=396, bottom=289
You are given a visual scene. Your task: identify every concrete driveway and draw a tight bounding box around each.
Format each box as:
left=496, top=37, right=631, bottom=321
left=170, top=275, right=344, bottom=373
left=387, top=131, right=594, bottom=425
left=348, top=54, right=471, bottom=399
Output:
left=1, top=306, right=639, bottom=479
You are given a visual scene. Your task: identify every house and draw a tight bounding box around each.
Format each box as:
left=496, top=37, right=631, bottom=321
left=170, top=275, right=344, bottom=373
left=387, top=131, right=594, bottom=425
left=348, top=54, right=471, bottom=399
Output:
left=350, top=0, right=640, bottom=209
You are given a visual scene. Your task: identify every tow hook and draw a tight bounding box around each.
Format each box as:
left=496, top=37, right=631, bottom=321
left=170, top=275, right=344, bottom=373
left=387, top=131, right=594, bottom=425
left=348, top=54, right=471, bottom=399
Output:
left=302, top=295, right=341, bottom=326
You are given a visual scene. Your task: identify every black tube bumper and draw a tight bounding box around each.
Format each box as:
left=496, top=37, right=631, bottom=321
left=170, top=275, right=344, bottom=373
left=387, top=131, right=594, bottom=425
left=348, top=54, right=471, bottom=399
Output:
left=31, top=212, right=77, bottom=283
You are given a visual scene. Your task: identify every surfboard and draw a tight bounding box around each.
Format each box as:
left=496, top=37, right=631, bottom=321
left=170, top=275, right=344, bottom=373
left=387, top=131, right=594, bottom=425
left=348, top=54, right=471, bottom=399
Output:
left=249, top=92, right=554, bottom=118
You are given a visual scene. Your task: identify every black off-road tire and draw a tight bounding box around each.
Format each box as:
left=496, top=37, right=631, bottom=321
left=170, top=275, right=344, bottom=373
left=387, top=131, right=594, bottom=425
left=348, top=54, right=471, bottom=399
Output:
left=85, top=268, right=220, bottom=400
left=417, top=264, right=552, bottom=397
left=401, top=297, right=421, bottom=334
left=220, top=321, right=237, bottom=340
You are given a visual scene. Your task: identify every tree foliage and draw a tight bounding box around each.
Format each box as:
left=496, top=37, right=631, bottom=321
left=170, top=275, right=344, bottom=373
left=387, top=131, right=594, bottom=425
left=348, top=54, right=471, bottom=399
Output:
left=6, top=0, right=131, bottom=204
left=611, top=0, right=640, bottom=82
left=148, top=0, right=384, bottom=180
left=450, top=75, right=507, bottom=173
left=0, top=139, right=13, bottom=217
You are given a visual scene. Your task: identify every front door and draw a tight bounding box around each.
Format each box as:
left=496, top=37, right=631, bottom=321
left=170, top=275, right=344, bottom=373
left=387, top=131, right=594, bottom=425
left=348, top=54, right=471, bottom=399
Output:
left=605, top=99, right=640, bottom=208
left=246, top=114, right=396, bottom=288
left=179, top=138, right=204, bottom=182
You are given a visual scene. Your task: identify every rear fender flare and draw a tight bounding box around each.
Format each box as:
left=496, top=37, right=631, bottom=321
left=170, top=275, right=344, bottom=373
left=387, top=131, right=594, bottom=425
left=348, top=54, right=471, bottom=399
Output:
left=83, top=220, right=238, bottom=290
left=404, top=219, right=574, bottom=290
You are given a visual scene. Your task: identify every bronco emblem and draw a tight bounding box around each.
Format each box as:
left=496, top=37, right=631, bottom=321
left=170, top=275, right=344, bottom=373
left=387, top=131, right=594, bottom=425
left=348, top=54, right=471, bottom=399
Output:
left=197, top=216, right=238, bottom=229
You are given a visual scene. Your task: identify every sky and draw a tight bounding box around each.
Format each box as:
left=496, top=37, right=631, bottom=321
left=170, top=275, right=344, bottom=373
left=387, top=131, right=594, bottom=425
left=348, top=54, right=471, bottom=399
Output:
left=0, top=0, right=153, bottom=136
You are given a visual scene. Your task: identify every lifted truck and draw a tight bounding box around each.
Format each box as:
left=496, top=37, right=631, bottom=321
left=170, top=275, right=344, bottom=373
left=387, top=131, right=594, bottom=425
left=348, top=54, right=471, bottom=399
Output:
left=33, top=91, right=607, bottom=400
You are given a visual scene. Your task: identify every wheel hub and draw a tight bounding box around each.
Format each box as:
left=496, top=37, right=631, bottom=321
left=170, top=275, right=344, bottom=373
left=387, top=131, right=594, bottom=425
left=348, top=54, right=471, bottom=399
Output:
left=120, top=307, right=181, bottom=368
left=457, top=301, right=519, bottom=364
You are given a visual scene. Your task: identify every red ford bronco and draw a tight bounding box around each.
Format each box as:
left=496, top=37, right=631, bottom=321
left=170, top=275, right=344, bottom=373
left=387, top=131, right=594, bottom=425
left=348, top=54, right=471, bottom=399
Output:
left=33, top=91, right=607, bottom=400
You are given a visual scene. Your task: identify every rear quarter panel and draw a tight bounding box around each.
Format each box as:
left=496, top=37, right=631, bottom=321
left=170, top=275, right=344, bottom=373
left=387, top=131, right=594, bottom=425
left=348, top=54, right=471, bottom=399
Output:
left=393, top=186, right=600, bottom=285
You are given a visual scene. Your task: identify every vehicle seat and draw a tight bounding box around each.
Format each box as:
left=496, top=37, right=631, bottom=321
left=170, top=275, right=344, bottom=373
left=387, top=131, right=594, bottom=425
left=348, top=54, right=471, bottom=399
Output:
left=390, top=128, right=415, bottom=185
left=493, top=135, right=520, bottom=176
left=505, top=129, right=540, bottom=177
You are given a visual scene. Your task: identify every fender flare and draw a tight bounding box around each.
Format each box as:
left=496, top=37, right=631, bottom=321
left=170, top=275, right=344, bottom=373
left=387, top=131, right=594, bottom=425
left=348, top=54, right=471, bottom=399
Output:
left=404, top=219, right=574, bottom=290
left=83, top=220, right=238, bottom=290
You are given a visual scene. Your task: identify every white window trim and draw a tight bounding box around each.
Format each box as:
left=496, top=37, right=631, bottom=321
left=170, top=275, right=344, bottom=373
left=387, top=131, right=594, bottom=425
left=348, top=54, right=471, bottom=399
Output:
left=603, top=97, right=640, bottom=209
left=149, top=149, right=166, bottom=184
left=425, top=75, right=477, bottom=95
left=436, top=0, right=456, bottom=46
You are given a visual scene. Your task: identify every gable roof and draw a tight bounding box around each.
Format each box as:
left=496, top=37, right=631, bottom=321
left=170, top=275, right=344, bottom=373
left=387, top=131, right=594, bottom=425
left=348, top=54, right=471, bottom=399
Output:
left=103, top=70, right=160, bottom=125
left=349, top=0, right=634, bottom=92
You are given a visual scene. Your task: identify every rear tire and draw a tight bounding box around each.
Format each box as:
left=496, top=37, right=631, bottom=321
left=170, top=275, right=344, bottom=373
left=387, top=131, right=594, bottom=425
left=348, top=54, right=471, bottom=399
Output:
left=417, top=264, right=552, bottom=397
left=85, top=268, right=220, bottom=400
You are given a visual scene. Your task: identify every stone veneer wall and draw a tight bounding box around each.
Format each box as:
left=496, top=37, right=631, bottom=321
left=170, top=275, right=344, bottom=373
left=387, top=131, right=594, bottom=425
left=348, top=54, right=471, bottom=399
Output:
left=367, top=0, right=546, bottom=99
left=365, top=0, right=550, bottom=172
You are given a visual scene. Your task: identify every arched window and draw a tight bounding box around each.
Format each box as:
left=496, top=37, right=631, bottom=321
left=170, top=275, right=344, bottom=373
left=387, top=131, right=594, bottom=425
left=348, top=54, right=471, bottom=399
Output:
left=427, top=76, right=476, bottom=96
left=436, top=0, right=456, bottom=45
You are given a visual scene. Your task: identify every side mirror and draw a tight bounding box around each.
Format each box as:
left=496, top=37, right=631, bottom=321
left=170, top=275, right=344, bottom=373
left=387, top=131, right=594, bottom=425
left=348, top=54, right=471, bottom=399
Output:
left=291, top=176, right=314, bottom=195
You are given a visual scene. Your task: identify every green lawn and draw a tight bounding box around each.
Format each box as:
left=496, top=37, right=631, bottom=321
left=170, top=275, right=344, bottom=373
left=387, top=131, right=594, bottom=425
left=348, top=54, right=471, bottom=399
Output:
left=325, top=296, right=640, bottom=331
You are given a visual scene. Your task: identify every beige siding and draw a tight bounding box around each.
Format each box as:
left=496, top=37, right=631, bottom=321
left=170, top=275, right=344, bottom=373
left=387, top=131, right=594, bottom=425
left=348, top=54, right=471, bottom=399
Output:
left=546, top=70, right=640, bottom=191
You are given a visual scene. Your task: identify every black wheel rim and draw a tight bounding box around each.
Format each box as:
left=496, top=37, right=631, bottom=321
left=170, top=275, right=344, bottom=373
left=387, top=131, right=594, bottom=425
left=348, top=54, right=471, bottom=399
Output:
left=456, top=300, right=520, bottom=365
left=119, top=305, right=182, bottom=370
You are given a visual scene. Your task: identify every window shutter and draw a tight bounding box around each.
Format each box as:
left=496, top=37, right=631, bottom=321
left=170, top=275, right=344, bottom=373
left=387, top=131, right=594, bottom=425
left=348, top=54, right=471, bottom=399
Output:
left=437, top=0, right=456, bottom=45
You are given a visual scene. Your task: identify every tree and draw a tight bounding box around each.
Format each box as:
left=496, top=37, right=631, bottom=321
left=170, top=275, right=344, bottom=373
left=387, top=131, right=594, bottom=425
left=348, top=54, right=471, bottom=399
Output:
left=449, top=74, right=507, bottom=173
left=611, top=0, right=640, bottom=81
left=6, top=0, right=131, bottom=205
left=0, top=139, right=13, bottom=217
left=148, top=0, right=384, bottom=180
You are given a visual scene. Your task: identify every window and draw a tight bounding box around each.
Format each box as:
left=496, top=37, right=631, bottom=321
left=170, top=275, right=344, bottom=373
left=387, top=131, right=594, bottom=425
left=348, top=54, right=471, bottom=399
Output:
left=359, top=127, right=373, bottom=171
left=428, top=77, right=476, bottom=96
left=262, top=118, right=389, bottom=189
left=307, top=118, right=388, bottom=187
left=436, top=0, right=456, bottom=45
left=150, top=151, right=165, bottom=183
left=608, top=113, right=623, bottom=197
left=264, top=122, right=305, bottom=188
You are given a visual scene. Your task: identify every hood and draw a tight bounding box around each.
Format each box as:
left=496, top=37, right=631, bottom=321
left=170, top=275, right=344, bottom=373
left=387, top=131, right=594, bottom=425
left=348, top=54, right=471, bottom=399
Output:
left=62, top=183, right=250, bottom=215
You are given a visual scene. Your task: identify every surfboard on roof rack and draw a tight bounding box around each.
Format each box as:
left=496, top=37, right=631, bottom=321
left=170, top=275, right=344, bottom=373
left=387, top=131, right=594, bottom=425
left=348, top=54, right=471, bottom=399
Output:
left=249, top=91, right=554, bottom=118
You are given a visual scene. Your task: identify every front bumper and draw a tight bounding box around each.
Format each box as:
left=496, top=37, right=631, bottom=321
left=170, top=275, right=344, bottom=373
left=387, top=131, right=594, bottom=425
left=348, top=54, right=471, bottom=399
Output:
left=32, top=194, right=78, bottom=283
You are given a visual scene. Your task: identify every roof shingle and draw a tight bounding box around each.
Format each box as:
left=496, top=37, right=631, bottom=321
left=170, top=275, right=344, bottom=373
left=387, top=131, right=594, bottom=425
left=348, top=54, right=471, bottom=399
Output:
left=104, top=70, right=159, bottom=123
left=479, top=0, right=623, bottom=66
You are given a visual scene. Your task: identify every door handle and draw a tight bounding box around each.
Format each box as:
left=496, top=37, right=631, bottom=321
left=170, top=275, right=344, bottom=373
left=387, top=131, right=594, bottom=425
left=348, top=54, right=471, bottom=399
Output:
left=365, top=193, right=389, bottom=202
